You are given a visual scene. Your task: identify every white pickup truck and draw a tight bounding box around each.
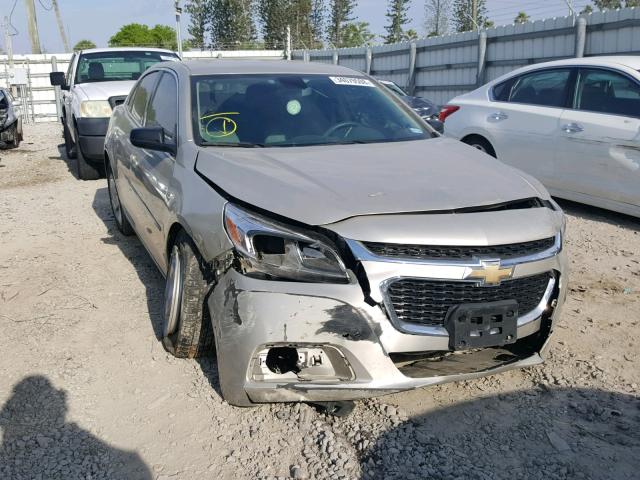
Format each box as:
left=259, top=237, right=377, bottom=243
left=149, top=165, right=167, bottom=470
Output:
left=50, top=47, right=179, bottom=179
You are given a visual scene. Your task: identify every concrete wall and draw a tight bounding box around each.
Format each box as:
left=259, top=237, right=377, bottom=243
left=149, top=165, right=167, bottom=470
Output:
left=0, top=50, right=284, bottom=123
left=293, top=7, right=640, bottom=106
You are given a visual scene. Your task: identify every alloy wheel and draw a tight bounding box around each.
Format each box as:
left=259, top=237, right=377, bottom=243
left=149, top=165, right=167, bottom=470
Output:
left=163, top=246, right=183, bottom=338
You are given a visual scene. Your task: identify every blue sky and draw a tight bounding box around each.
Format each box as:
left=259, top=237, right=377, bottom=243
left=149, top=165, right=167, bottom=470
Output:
left=3, top=0, right=595, bottom=54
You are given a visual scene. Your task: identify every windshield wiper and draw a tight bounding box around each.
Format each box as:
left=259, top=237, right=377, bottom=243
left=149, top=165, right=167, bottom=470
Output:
left=201, top=141, right=266, bottom=148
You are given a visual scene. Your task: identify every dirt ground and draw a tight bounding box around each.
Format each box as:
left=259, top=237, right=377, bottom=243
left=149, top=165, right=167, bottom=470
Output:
left=0, top=123, right=639, bottom=480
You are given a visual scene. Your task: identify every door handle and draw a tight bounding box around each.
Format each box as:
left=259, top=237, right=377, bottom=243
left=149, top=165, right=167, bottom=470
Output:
left=562, top=123, right=584, bottom=134
left=489, top=112, right=508, bottom=121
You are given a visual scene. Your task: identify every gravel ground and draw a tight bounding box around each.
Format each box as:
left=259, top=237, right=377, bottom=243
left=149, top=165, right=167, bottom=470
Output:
left=0, top=123, right=639, bottom=480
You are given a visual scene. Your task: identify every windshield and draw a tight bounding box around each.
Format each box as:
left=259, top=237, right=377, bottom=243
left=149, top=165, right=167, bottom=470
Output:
left=192, top=74, right=430, bottom=148
left=75, top=51, right=179, bottom=84
left=382, top=81, right=407, bottom=97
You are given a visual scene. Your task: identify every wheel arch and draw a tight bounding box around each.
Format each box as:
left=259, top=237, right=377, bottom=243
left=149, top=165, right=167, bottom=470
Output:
left=461, top=133, right=497, bottom=158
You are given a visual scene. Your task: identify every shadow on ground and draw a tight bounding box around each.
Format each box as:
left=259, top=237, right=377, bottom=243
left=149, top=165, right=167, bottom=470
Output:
left=53, top=142, right=81, bottom=180
left=360, top=387, right=640, bottom=480
left=0, top=375, right=152, bottom=480
left=90, top=186, right=223, bottom=398
left=556, top=198, right=639, bottom=231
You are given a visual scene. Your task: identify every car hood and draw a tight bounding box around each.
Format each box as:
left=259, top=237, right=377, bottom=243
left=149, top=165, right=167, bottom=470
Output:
left=195, top=137, right=549, bottom=226
left=75, top=80, right=136, bottom=100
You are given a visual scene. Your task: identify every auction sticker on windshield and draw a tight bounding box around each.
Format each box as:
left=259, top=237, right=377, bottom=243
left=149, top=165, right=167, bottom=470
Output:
left=329, top=76, right=375, bottom=87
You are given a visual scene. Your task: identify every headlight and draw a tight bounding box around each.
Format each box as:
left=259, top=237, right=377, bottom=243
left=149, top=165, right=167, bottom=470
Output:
left=223, top=203, right=349, bottom=283
left=79, top=100, right=112, bottom=118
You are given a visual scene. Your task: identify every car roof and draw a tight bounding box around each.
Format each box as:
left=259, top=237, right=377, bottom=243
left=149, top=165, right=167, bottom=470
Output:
left=497, top=56, right=640, bottom=81
left=78, top=47, right=178, bottom=55
left=172, top=60, right=364, bottom=77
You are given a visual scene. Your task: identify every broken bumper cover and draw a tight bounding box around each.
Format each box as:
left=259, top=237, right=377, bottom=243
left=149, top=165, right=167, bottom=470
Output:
left=208, top=245, right=566, bottom=404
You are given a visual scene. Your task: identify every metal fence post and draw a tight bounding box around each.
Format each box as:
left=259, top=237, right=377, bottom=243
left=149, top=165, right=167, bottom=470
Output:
left=332, top=50, right=339, bottom=65
left=51, top=56, right=62, bottom=123
left=575, top=17, right=587, bottom=58
left=477, top=31, right=487, bottom=87
left=365, top=47, right=372, bottom=75
left=303, top=50, right=309, bottom=63
left=407, top=42, right=417, bottom=95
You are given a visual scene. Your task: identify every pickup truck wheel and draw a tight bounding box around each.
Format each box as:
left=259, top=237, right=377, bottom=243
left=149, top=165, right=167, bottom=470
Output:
left=74, top=127, right=101, bottom=180
left=162, top=232, right=215, bottom=359
left=63, top=121, right=77, bottom=159
left=107, top=167, right=134, bottom=236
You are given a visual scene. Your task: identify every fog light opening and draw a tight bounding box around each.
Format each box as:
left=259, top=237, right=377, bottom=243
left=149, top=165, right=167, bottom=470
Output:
left=266, top=347, right=301, bottom=375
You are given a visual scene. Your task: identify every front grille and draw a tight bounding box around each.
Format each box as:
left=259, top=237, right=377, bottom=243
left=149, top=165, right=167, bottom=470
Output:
left=386, top=273, right=552, bottom=327
left=364, top=237, right=555, bottom=261
left=108, top=96, right=127, bottom=109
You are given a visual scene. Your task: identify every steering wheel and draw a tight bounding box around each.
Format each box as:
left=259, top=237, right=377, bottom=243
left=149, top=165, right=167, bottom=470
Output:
left=323, top=121, right=361, bottom=139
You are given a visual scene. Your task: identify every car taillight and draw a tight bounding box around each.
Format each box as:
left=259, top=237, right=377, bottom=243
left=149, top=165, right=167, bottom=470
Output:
left=439, top=105, right=460, bottom=122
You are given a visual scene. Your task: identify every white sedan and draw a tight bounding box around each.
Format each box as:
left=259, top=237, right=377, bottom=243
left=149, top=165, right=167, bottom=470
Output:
left=441, top=56, right=640, bottom=218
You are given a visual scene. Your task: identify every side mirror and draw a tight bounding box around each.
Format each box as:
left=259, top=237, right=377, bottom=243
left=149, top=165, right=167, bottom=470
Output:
left=130, top=127, right=176, bottom=155
left=50, top=72, right=69, bottom=90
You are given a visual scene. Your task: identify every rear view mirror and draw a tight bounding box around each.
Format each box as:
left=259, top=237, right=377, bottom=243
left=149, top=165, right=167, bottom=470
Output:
left=50, top=72, right=69, bottom=90
left=130, top=127, right=176, bottom=155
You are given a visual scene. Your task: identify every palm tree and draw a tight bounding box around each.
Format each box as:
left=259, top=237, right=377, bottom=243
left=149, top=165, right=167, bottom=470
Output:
left=514, top=11, right=530, bottom=24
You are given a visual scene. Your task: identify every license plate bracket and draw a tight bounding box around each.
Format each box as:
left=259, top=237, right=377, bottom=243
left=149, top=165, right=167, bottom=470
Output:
left=445, top=300, right=518, bottom=350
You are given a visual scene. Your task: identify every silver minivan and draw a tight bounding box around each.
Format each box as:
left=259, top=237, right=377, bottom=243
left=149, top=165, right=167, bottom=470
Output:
left=104, top=60, right=567, bottom=408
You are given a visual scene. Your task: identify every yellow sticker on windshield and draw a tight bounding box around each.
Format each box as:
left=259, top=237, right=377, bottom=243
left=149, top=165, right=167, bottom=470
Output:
left=200, top=112, right=239, bottom=138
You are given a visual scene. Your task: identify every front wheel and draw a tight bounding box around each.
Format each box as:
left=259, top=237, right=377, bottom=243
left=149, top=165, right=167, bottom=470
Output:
left=74, top=126, right=102, bottom=180
left=107, top=167, right=134, bottom=236
left=162, top=232, right=215, bottom=358
left=7, top=123, right=20, bottom=148
left=63, top=120, right=77, bottom=159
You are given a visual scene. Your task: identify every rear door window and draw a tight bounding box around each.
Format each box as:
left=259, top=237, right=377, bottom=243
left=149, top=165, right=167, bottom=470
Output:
left=128, top=72, right=159, bottom=125
left=499, top=69, right=572, bottom=108
left=574, top=68, right=640, bottom=118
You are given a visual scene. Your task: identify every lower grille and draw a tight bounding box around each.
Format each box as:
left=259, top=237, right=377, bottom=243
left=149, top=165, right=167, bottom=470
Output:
left=386, top=273, right=552, bottom=327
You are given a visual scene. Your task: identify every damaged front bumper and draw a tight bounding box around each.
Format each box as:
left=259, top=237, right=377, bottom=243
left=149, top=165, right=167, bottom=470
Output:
left=208, top=241, right=567, bottom=405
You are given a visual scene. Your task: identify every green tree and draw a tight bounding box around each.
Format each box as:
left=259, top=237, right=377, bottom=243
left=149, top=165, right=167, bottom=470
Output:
left=327, top=0, right=358, bottom=47
left=109, top=23, right=152, bottom=47
left=581, top=5, right=594, bottom=13
left=403, top=28, right=418, bottom=40
left=425, top=0, right=451, bottom=37
left=341, top=21, right=376, bottom=47
left=259, top=0, right=325, bottom=50
left=310, top=0, right=326, bottom=47
left=73, top=39, right=96, bottom=51
left=384, top=0, right=412, bottom=44
left=514, top=11, right=529, bottom=24
left=184, top=0, right=209, bottom=48
left=150, top=25, right=179, bottom=49
left=590, top=0, right=639, bottom=8
left=108, top=23, right=178, bottom=49
left=208, top=0, right=256, bottom=49
left=452, top=0, right=489, bottom=32
left=259, top=0, right=290, bottom=48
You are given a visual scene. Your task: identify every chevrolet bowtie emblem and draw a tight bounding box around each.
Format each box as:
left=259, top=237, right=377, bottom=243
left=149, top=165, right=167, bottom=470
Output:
left=467, top=261, right=514, bottom=286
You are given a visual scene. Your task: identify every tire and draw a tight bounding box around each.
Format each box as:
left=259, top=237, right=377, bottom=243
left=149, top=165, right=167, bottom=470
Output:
left=162, top=231, right=215, bottom=358
left=463, top=136, right=496, bottom=158
left=63, top=120, right=77, bottom=159
left=7, top=123, right=20, bottom=148
left=107, top=166, right=134, bottom=236
left=74, top=126, right=102, bottom=180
